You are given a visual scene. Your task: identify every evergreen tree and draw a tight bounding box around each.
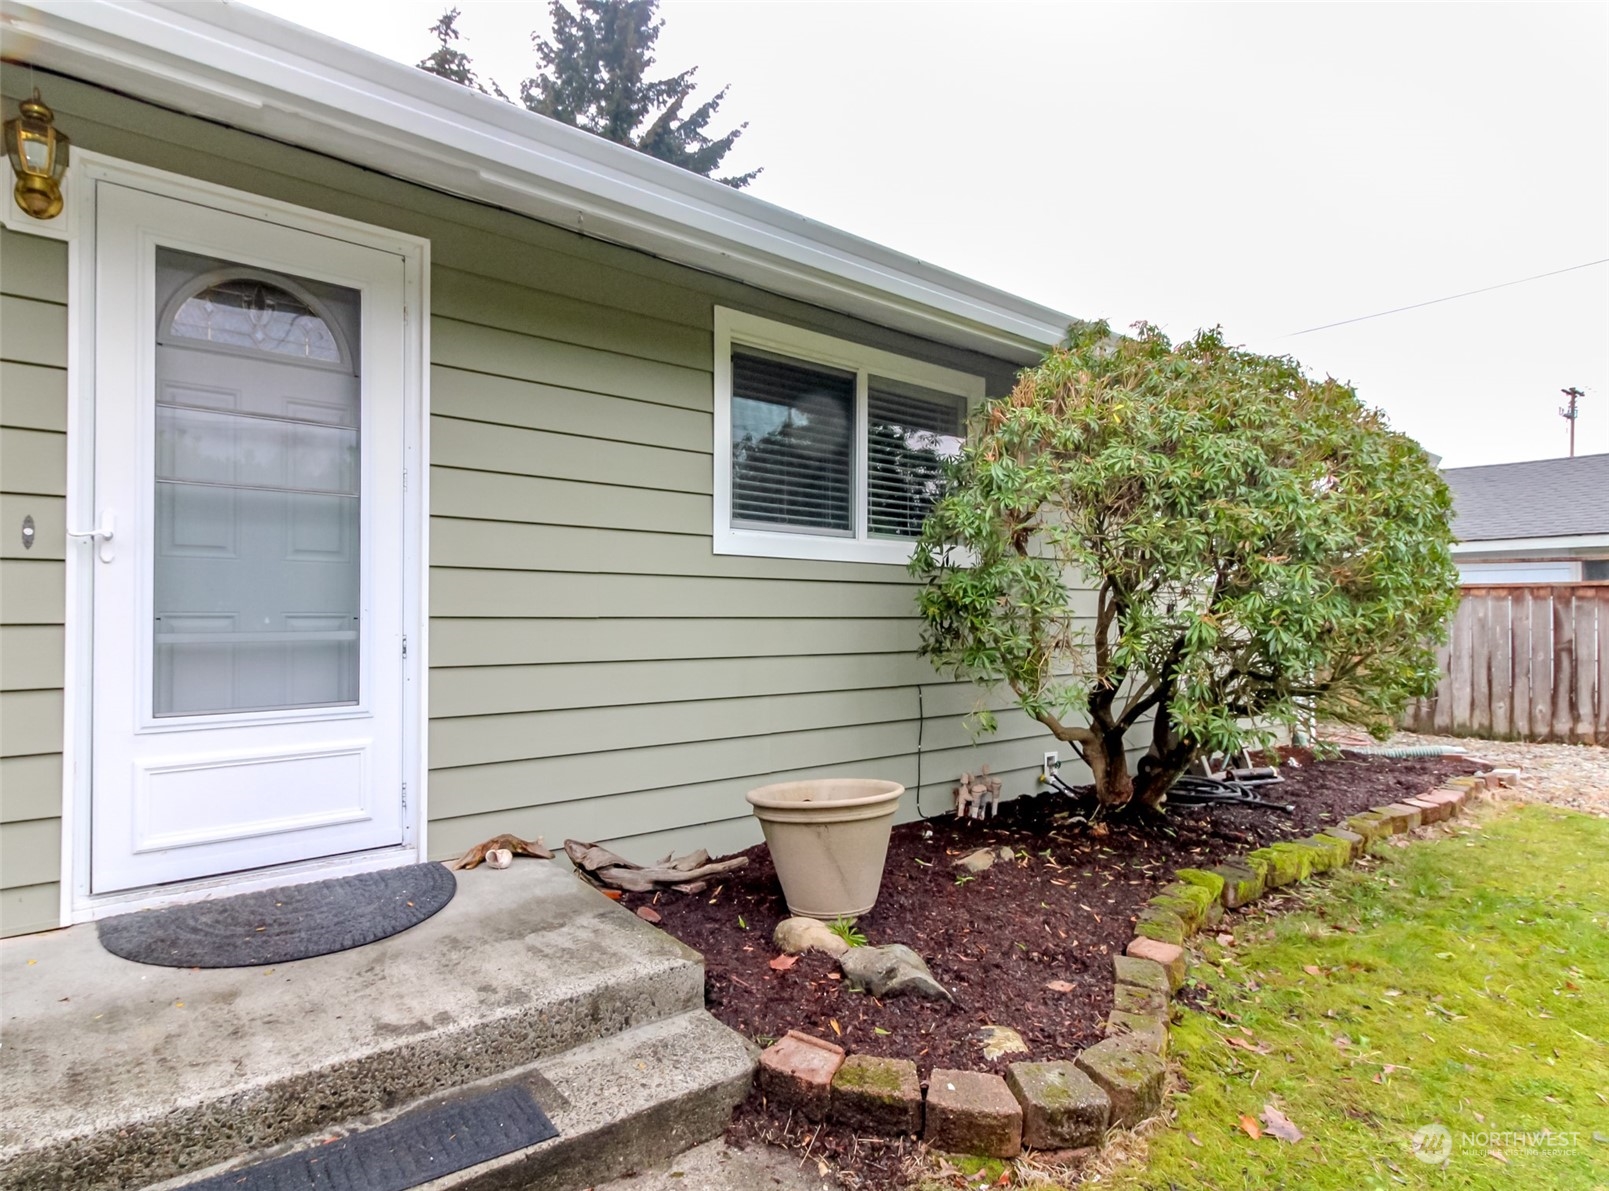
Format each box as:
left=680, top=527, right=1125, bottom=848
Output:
left=417, top=3, right=757, bottom=188
left=417, top=9, right=505, bottom=98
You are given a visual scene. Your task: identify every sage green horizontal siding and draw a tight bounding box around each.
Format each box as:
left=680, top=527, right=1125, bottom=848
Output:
left=0, top=754, right=63, bottom=822
left=431, top=467, right=710, bottom=536
left=0, top=223, right=66, bottom=933
left=0, top=66, right=1068, bottom=926
left=0, top=495, right=64, bottom=560
left=0, top=626, right=64, bottom=689
left=429, top=617, right=922, bottom=666
left=0, top=882, right=59, bottom=938
left=433, top=653, right=954, bottom=718
left=0, top=362, right=68, bottom=431
left=0, top=817, right=60, bottom=886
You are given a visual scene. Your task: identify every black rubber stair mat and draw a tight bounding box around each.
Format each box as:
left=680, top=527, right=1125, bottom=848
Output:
left=182, top=1083, right=558, bottom=1190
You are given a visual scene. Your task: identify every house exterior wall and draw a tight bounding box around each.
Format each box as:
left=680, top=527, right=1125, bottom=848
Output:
left=0, top=68, right=1086, bottom=936
left=0, top=226, right=68, bottom=935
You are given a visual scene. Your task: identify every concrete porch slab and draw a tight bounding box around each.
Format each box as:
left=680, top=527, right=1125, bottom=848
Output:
left=0, top=860, right=709, bottom=1190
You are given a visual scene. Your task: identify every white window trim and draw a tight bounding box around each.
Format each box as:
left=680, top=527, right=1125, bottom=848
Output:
left=714, top=308, right=986, bottom=564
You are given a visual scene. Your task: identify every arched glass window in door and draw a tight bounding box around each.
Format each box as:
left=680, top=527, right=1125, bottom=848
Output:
left=168, top=275, right=345, bottom=362
left=152, top=247, right=363, bottom=717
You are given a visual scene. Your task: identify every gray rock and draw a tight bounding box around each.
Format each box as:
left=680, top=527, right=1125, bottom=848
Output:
left=838, top=944, right=952, bottom=1002
left=773, top=917, right=850, bottom=959
left=953, top=848, right=995, bottom=873
left=997, top=845, right=1017, bottom=862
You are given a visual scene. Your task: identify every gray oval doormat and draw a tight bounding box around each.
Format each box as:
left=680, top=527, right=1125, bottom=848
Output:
left=97, top=863, right=456, bottom=968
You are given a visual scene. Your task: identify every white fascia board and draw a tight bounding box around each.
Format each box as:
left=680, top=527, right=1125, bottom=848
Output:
left=1, top=0, right=1071, bottom=363
left=1452, top=533, right=1609, bottom=558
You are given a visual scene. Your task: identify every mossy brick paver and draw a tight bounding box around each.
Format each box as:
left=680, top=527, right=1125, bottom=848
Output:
left=1373, top=803, right=1423, bottom=832
left=1075, top=1037, right=1166, bottom=1127
left=1147, top=894, right=1203, bottom=935
left=1125, top=938, right=1185, bottom=990
left=830, top=1054, right=922, bottom=1135
left=1249, top=844, right=1309, bottom=887
left=1270, top=840, right=1319, bottom=881
left=924, top=1069, right=1022, bottom=1158
left=1105, top=1009, right=1168, bottom=1054
left=1321, top=826, right=1365, bottom=859
left=1113, top=982, right=1167, bottom=1015
left=1173, top=867, right=1227, bottom=905
left=1345, top=812, right=1390, bottom=842
left=1238, top=851, right=1273, bottom=885
left=1157, top=882, right=1216, bottom=930
left=1294, top=834, right=1351, bottom=872
left=1135, top=907, right=1186, bottom=946
left=1006, top=1061, right=1111, bottom=1149
left=1211, top=861, right=1265, bottom=908
left=759, top=1030, right=844, bottom=1121
left=1112, top=955, right=1169, bottom=997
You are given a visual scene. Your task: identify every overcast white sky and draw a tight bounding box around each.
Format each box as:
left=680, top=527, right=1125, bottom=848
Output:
left=246, top=0, right=1608, bottom=468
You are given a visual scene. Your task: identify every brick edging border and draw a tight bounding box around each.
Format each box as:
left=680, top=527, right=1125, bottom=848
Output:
left=754, top=768, right=1521, bottom=1162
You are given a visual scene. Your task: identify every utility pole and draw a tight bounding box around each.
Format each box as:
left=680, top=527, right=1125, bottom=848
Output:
left=1559, top=386, right=1583, bottom=457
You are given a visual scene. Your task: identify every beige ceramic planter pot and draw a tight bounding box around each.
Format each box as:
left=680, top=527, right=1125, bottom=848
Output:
left=745, top=779, right=905, bottom=919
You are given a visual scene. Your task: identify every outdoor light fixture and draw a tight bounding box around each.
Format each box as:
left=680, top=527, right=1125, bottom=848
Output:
left=4, top=90, right=70, bottom=220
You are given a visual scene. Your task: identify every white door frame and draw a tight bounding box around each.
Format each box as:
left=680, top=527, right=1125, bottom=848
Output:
left=54, top=152, right=430, bottom=922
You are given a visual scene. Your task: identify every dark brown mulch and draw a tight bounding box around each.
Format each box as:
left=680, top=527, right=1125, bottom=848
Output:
left=617, top=749, right=1473, bottom=1185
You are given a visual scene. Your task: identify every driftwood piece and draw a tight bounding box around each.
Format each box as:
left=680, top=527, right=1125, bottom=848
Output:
left=565, top=840, right=634, bottom=872
left=564, top=838, right=748, bottom=893
left=448, top=833, right=554, bottom=871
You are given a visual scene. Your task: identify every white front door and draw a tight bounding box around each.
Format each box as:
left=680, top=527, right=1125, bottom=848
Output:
left=90, top=181, right=411, bottom=894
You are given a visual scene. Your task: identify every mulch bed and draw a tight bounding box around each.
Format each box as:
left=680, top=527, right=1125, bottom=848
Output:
left=618, top=748, right=1474, bottom=1185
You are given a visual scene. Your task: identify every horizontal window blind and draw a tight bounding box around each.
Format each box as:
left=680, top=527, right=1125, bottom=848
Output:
left=731, top=350, right=855, bottom=533
left=867, top=377, right=964, bottom=539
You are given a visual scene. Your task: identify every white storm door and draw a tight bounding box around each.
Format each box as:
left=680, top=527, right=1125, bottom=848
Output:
left=90, top=182, right=409, bottom=894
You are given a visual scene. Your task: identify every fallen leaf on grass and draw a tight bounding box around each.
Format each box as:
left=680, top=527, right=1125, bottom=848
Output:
left=768, top=954, right=798, bottom=971
left=1216, top=933, right=1235, bottom=946
left=1261, top=1105, right=1303, bottom=1143
left=1239, top=1114, right=1262, bottom=1139
left=1186, top=1131, right=1202, bottom=1147
left=634, top=906, right=662, bottom=924
left=1222, top=1035, right=1272, bottom=1055
left=1487, top=1149, right=1508, bottom=1164
left=1045, top=980, right=1076, bottom=993
left=1303, top=965, right=1322, bottom=977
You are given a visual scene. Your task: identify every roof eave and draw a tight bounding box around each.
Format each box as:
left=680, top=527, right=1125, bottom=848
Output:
left=1, top=0, right=1071, bottom=363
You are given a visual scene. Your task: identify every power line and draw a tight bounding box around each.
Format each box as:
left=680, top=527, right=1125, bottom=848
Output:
left=1285, top=257, right=1609, bottom=337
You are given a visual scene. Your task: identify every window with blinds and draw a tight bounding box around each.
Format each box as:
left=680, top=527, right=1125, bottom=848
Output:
left=867, top=377, right=965, bottom=539
left=730, top=350, right=856, bottom=533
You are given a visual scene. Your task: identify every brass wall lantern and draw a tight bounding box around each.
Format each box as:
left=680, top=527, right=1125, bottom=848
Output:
left=4, top=90, right=70, bottom=220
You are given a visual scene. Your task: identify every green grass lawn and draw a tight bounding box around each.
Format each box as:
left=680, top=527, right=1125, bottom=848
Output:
left=1103, top=803, right=1609, bottom=1190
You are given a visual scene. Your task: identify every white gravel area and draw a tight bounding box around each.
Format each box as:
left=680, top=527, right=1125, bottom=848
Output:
left=1387, top=729, right=1609, bottom=816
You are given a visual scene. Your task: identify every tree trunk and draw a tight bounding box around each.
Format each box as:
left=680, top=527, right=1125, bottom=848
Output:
left=1086, top=731, right=1136, bottom=808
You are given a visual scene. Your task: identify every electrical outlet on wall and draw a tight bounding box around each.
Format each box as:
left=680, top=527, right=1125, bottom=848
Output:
left=1041, top=751, right=1059, bottom=783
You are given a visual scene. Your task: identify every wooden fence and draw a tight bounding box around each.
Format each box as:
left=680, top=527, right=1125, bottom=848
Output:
left=1403, top=584, right=1608, bottom=744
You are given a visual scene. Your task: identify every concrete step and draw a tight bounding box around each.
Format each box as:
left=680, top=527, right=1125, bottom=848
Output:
left=155, top=1009, right=757, bottom=1191
left=0, top=861, right=712, bottom=1191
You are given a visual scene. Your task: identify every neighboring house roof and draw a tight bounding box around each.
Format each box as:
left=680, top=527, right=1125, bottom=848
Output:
left=1443, top=454, right=1609, bottom=542
left=0, top=0, right=1073, bottom=362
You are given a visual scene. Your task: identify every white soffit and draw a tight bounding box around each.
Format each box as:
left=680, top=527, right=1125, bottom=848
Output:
left=0, top=0, right=1071, bottom=362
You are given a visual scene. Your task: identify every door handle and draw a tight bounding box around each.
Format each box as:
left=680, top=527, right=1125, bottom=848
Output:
left=66, top=510, right=115, bottom=562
